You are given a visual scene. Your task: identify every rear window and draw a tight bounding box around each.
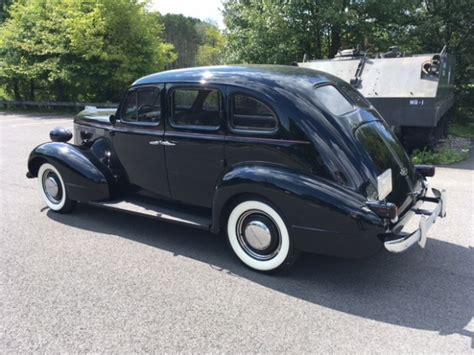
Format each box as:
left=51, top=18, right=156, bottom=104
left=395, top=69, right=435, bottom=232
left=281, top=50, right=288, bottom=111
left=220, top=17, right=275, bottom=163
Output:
left=338, top=83, right=372, bottom=109
left=314, top=85, right=354, bottom=116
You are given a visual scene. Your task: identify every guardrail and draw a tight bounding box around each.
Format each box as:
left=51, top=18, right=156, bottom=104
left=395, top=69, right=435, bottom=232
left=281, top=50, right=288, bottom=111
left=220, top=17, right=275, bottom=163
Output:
left=0, top=100, right=118, bottom=110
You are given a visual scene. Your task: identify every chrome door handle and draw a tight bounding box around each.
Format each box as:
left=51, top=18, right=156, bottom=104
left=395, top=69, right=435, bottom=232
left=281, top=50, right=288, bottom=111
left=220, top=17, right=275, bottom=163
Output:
left=149, top=140, right=176, bottom=146
left=160, top=140, right=176, bottom=146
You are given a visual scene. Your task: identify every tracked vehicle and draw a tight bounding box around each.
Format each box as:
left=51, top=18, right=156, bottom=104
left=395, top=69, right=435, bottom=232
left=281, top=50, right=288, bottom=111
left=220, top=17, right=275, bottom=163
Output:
left=298, top=46, right=455, bottom=150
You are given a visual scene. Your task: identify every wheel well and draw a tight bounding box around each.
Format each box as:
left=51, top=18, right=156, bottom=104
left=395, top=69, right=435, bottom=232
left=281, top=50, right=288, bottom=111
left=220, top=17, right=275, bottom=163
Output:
left=28, top=157, right=48, bottom=177
left=216, top=193, right=278, bottom=234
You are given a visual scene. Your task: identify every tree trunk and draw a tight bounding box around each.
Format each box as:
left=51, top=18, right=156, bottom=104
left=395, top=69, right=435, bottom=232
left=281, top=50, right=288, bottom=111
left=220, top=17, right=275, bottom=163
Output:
left=13, top=80, right=21, bottom=101
left=56, top=81, right=65, bottom=102
left=329, top=25, right=341, bottom=58
left=29, top=80, right=35, bottom=101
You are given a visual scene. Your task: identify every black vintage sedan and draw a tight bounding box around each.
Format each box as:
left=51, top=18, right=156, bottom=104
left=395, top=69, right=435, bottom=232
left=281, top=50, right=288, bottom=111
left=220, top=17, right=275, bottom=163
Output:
left=27, top=65, right=446, bottom=272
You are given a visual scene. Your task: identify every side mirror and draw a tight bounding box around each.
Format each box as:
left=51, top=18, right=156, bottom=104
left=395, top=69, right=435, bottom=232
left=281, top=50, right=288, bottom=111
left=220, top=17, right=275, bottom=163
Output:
left=109, top=114, right=117, bottom=125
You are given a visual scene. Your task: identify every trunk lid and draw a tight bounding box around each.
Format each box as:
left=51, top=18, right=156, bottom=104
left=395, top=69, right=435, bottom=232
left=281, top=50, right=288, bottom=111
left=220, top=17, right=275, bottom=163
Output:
left=355, top=120, right=419, bottom=212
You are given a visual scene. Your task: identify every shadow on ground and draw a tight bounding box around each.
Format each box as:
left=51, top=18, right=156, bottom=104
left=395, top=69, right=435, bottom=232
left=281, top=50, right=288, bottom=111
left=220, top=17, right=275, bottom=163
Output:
left=48, top=205, right=474, bottom=347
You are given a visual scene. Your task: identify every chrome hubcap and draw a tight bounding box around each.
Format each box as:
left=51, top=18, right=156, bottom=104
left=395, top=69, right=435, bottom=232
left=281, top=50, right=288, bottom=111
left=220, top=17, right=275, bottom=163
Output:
left=42, top=169, right=62, bottom=203
left=236, top=210, right=281, bottom=261
left=45, top=176, right=59, bottom=198
left=244, top=220, right=272, bottom=250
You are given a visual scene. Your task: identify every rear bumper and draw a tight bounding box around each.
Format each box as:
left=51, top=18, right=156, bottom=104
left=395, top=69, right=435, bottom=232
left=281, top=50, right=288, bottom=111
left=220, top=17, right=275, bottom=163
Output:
left=383, top=188, right=446, bottom=253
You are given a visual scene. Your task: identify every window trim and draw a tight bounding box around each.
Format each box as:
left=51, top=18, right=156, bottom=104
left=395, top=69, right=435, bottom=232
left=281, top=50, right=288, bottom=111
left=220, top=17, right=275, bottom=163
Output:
left=312, top=83, right=357, bottom=117
left=228, top=92, right=279, bottom=136
left=168, top=85, right=223, bottom=131
left=119, top=85, right=163, bottom=127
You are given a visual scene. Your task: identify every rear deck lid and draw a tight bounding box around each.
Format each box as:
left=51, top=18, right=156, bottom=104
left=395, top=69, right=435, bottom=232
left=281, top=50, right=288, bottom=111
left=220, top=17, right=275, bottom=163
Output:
left=355, top=121, right=417, bottom=210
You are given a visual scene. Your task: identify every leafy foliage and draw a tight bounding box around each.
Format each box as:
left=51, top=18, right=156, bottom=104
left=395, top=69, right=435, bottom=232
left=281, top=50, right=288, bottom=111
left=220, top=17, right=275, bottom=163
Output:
left=0, top=0, right=176, bottom=102
left=0, top=0, right=13, bottom=23
left=162, top=14, right=225, bottom=69
left=162, top=14, right=200, bottom=69
left=223, top=0, right=473, bottom=123
left=222, top=0, right=422, bottom=64
left=196, top=22, right=226, bottom=66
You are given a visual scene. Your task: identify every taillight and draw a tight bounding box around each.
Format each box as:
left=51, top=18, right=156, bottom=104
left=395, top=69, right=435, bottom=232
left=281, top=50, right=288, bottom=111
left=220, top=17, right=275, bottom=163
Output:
left=415, top=165, right=435, bottom=177
left=367, top=201, right=398, bottom=220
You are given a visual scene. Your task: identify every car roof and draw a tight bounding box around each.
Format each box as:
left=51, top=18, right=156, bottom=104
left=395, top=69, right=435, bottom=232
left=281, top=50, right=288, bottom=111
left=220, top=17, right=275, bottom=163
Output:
left=132, top=65, right=339, bottom=92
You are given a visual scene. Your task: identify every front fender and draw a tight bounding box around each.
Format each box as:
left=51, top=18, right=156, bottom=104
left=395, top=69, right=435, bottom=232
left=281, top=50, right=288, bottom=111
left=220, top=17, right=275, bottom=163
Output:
left=27, top=142, right=113, bottom=202
left=212, top=164, right=385, bottom=257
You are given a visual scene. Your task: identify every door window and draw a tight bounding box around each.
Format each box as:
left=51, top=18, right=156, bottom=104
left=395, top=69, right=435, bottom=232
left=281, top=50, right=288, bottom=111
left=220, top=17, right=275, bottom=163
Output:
left=230, top=94, right=278, bottom=133
left=170, top=88, right=221, bottom=129
left=122, top=91, right=137, bottom=122
left=121, top=87, right=161, bottom=124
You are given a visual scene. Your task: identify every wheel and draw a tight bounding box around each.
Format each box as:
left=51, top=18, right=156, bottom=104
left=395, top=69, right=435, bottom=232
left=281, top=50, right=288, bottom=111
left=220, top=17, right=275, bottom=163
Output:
left=226, top=200, right=297, bottom=272
left=37, top=163, right=76, bottom=213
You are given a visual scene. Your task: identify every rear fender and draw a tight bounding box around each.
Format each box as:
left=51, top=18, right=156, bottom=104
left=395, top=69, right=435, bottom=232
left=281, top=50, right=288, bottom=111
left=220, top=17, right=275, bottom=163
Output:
left=28, top=142, right=113, bottom=202
left=212, top=164, right=384, bottom=255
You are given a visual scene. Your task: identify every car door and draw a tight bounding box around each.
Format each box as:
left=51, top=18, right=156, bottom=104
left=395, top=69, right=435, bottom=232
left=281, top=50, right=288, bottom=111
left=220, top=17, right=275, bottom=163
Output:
left=164, top=84, right=226, bottom=208
left=112, top=85, right=171, bottom=199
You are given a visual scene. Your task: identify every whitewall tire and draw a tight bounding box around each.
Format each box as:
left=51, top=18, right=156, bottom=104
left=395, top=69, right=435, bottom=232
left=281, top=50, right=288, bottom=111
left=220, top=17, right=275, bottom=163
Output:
left=37, top=163, right=75, bottom=213
left=227, top=200, right=296, bottom=272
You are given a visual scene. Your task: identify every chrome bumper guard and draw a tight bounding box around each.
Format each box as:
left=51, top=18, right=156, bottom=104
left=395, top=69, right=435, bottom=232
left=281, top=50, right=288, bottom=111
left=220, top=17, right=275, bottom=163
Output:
left=384, top=188, right=446, bottom=253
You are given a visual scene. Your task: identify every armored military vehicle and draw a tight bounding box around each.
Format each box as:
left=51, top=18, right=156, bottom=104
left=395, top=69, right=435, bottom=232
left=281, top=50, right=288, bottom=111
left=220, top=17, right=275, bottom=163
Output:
left=298, top=46, right=455, bottom=150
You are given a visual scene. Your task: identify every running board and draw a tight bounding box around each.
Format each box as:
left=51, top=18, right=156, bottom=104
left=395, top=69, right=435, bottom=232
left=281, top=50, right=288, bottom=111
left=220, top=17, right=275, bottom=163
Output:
left=89, top=198, right=211, bottom=230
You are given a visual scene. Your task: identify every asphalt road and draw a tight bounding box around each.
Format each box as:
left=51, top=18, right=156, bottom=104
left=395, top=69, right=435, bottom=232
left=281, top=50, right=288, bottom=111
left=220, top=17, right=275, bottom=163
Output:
left=1, top=112, right=473, bottom=353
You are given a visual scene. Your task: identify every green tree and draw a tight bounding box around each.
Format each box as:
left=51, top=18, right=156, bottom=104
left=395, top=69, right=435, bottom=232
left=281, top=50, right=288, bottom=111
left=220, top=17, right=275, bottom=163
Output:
left=162, top=14, right=200, bottom=68
left=196, top=22, right=226, bottom=66
left=0, top=0, right=13, bottom=23
left=222, top=0, right=420, bottom=63
left=162, top=14, right=225, bottom=68
left=0, top=0, right=175, bottom=102
left=222, top=0, right=473, bottom=122
left=407, top=0, right=474, bottom=122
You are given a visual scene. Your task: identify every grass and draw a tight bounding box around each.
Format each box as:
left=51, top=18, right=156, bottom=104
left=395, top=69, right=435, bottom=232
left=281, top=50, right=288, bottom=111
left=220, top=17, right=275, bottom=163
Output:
left=448, top=122, right=474, bottom=139
left=411, top=121, right=473, bottom=165
left=411, top=146, right=470, bottom=165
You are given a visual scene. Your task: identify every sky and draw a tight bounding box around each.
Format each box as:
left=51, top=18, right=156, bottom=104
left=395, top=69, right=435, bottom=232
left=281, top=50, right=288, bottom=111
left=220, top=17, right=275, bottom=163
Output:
left=149, top=0, right=225, bottom=28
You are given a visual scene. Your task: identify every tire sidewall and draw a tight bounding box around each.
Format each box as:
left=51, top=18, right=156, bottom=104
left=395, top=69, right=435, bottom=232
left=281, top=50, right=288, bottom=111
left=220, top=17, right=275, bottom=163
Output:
left=227, top=200, right=290, bottom=271
left=38, top=163, right=67, bottom=211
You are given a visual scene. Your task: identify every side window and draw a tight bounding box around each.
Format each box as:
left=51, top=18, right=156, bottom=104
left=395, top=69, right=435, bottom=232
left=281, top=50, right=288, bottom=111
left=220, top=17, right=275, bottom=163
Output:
left=171, top=88, right=221, bottom=129
left=230, top=94, right=278, bottom=132
left=313, top=85, right=354, bottom=116
left=121, top=87, right=161, bottom=124
left=122, top=90, right=137, bottom=122
left=137, top=88, right=161, bottom=123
